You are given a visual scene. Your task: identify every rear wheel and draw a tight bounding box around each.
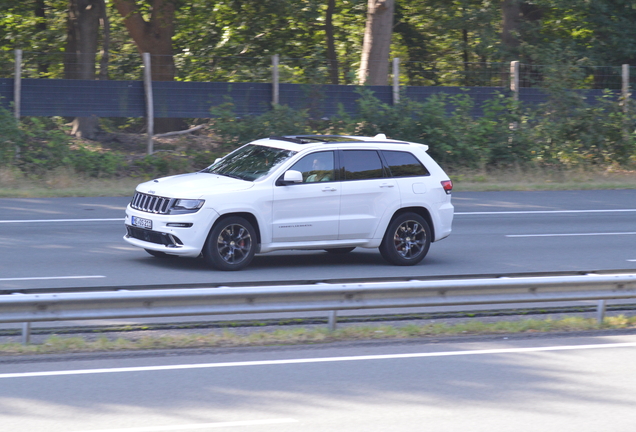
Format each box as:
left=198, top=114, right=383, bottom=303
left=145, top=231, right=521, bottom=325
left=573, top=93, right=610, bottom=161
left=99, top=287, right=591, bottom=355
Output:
left=203, top=216, right=257, bottom=271
left=379, top=213, right=431, bottom=266
left=324, top=247, right=356, bottom=254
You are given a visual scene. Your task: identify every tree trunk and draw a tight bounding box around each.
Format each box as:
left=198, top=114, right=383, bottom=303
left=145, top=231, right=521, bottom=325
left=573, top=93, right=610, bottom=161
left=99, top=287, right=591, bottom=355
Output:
left=502, top=0, right=543, bottom=56
left=358, top=0, right=394, bottom=86
left=65, top=0, right=102, bottom=139
left=325, top=0, right=339, bottom=85
left=501, top=0, right=521, bottom=53
left=113, top=0, right=185, bottom=132
left=98, top=0, right=110, bottom=80
left=35, top=0, right=50, bottom=75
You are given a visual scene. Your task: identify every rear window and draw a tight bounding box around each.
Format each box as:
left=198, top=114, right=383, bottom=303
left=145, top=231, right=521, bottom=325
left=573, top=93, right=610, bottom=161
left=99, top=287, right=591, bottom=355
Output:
left=382, top=151, right=430, bottom=177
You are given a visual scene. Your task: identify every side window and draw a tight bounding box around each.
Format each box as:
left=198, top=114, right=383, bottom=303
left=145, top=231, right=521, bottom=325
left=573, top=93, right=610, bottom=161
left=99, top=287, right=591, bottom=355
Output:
left=289, top=151, right=335, bottom=183
left=382, top=151, right=430, bottom=177
left=341, top=150, right=385, bottom=180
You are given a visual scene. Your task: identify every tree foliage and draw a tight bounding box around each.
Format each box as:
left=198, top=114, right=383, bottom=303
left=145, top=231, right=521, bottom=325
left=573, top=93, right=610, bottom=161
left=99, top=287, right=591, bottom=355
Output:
left=2, top=1, right=636, bottom=83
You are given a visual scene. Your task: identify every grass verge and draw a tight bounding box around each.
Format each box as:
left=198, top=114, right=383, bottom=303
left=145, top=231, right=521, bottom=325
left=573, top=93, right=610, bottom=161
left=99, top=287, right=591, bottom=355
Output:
left=2, top=167, right=636, bottom=198
left=2, top=315, right=636, bottom=356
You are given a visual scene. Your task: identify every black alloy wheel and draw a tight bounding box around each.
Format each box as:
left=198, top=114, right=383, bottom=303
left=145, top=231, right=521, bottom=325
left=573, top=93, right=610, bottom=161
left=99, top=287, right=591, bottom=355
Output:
left=203, top=216, right=257, bottom=271
left=379, top=212, right=431, bottom=266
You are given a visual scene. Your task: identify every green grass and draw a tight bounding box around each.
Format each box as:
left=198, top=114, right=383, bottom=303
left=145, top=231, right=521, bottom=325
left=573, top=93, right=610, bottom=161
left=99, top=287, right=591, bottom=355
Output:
left=2, top=167, right=636, bottom=198
left=450, top=167, right=636, bottom=192
left=2, top=315, right=635, bottom=356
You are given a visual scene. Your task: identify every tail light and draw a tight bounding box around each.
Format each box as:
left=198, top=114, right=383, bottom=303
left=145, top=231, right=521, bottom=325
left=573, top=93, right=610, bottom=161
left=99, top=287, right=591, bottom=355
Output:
left=441, top=180, right=453, bottom=195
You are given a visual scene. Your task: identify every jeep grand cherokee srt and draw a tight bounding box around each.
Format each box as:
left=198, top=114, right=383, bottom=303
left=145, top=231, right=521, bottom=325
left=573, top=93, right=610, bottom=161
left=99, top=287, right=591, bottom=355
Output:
left=124, top=134, right=454, bottom=270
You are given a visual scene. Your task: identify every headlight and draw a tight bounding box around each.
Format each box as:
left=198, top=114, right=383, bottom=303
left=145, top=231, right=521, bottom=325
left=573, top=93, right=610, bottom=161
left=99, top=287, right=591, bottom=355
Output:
left=167, top=199, right=205, bottom=214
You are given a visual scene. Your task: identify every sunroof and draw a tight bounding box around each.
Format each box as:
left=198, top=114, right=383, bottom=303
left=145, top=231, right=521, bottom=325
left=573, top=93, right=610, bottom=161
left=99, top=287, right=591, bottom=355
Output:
left=277, top=135, right=364, bottom=144
left=269, top=135, right=410, bottom=145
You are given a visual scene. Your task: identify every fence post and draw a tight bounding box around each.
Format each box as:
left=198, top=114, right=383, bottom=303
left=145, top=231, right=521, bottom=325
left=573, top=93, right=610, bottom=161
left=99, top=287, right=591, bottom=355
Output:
left=13, top=49, right=22, bottom=159
left=142, top=53, right=154, bottom=155
left=272, top=54, right=279, bottom=106
left=510, top=60, right=520, bottom=101
left=392, top=57, right=400, bottom=105
left=14, top=49, right=22, bottom=120
left=622, top=64, right=630, bottom=114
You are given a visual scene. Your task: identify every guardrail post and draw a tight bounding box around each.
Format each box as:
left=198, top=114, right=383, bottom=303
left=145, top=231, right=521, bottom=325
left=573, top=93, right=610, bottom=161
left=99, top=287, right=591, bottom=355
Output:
left=596, top=300, right=607, bottom=324
left=22, top=322, right=31, bottom=345
left=328, top=310, right=338, bottom=331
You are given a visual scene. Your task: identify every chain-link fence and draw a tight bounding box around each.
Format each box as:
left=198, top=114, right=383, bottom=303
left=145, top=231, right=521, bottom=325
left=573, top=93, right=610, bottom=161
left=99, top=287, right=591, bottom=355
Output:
left=2, top=50, right=635, bottom=120
left=3, top=51, right=635, bottom=88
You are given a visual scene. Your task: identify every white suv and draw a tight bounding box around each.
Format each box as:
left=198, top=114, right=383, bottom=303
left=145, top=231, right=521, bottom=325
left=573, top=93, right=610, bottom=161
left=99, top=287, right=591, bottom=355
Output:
left=124, top=134, right=454, bottom=270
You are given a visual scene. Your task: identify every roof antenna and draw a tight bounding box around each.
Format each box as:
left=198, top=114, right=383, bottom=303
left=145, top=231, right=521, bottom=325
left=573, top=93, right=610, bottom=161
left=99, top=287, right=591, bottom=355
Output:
left=374, top=133, right=387, bottom=140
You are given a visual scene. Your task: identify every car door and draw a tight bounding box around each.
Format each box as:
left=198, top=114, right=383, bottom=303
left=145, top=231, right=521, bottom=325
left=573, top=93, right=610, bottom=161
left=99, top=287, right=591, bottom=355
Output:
left=338, top=149, right=399, bottom=240
left=272, top=151, right=341, bottom=242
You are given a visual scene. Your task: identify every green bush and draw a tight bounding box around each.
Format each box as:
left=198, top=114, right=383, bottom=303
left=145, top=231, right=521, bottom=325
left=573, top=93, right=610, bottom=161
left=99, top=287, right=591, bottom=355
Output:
left=210, top=102, right=312, bottom=147
left=0, top=105, right=22, bottom=164
left=70, top=147, right=127, bottom=178
left=3, top=79, right=636, bottom=181
left=130, top=151, right=193, bottom=178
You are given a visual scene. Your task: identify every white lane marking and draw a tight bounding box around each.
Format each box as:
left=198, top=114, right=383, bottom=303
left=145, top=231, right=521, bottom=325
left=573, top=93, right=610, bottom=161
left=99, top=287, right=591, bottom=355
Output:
left=0, top=276, right=105, bottom=281
left=71, top=418, right=299, bottom=432
left=507, top=232, right=636, bottom=238
left=457, top=209, right=636, bottom=215
left=2, top=341, right=636, bottom=379
left=1, top=209, right=635, bottom=222
left=0, top=218, right=122, bottom=223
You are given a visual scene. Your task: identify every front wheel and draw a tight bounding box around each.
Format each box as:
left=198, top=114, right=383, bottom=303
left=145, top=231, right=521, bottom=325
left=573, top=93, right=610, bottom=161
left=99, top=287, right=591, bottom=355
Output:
left=203, top=216, right=257, bottom=271
left=379, top=213, right=431, bottom=266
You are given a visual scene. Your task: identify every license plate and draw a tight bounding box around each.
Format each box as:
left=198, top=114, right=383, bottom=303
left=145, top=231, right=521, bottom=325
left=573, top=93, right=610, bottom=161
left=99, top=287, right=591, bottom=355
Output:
left=131, top=216, right=152, bottom=230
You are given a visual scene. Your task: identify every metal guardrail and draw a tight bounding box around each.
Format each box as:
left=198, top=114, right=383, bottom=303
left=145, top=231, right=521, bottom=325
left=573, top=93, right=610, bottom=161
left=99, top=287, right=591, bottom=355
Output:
left=3, top=269, right=636, bottom=295
left=3, top=273, right=636, bottom=344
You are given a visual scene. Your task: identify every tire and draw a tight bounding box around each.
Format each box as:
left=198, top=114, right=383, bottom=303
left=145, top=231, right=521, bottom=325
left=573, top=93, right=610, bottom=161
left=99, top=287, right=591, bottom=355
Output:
left=145, top=249, right=177, bottom=259
left=203, top=216, right=257, bottom=271
left=324, top=247, right=356, bottom=254
left=379, top=213, right=431, bottom=266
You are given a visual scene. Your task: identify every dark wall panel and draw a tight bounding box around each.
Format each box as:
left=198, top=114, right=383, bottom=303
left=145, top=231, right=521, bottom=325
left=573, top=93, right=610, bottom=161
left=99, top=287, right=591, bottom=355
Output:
left=4, top=78, right=625, bottom=119
left=20, top=79, right=145, bottom=117
left=153, top=81, right=271, bottom=118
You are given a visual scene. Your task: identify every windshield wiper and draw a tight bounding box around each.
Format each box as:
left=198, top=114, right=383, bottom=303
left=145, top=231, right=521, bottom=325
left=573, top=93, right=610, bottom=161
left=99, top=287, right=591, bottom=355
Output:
left=210, top=171, right=245, bottom=180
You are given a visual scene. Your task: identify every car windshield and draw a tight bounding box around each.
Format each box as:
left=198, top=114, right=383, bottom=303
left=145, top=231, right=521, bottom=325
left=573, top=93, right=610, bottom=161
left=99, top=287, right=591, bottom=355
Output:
left=202, top=144, right=297, bottom=181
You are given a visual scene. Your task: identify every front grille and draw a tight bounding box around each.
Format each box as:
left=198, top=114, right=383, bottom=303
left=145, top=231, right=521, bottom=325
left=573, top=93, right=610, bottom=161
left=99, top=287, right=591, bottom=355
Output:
left=130, top=192, right=172, bottom=214
left=126, top=226, right=183, bottom=246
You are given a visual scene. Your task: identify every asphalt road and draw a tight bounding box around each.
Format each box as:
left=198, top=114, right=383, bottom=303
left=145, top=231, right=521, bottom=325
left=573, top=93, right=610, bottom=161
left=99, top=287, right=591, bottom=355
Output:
left=2, top=192, right=636, bottom=431
left=2, top=334, right=636, bottom=432
left=1, top=190, right=636, bottom=290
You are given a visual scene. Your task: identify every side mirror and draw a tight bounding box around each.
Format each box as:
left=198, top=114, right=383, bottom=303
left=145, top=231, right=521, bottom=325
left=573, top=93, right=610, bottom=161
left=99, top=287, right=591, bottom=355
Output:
left=278, top=170, right=303, bottom=185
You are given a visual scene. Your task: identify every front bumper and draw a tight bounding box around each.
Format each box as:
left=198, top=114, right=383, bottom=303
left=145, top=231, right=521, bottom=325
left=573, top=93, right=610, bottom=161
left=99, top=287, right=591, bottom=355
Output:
left=123, top=206, right=218, bottom=258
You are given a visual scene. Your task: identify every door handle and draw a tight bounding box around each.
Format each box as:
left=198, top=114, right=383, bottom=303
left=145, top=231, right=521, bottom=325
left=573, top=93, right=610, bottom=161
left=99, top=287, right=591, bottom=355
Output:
left=380, top=183, right=394, bottom=188
left=322, top=187, right=337, bottom=192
